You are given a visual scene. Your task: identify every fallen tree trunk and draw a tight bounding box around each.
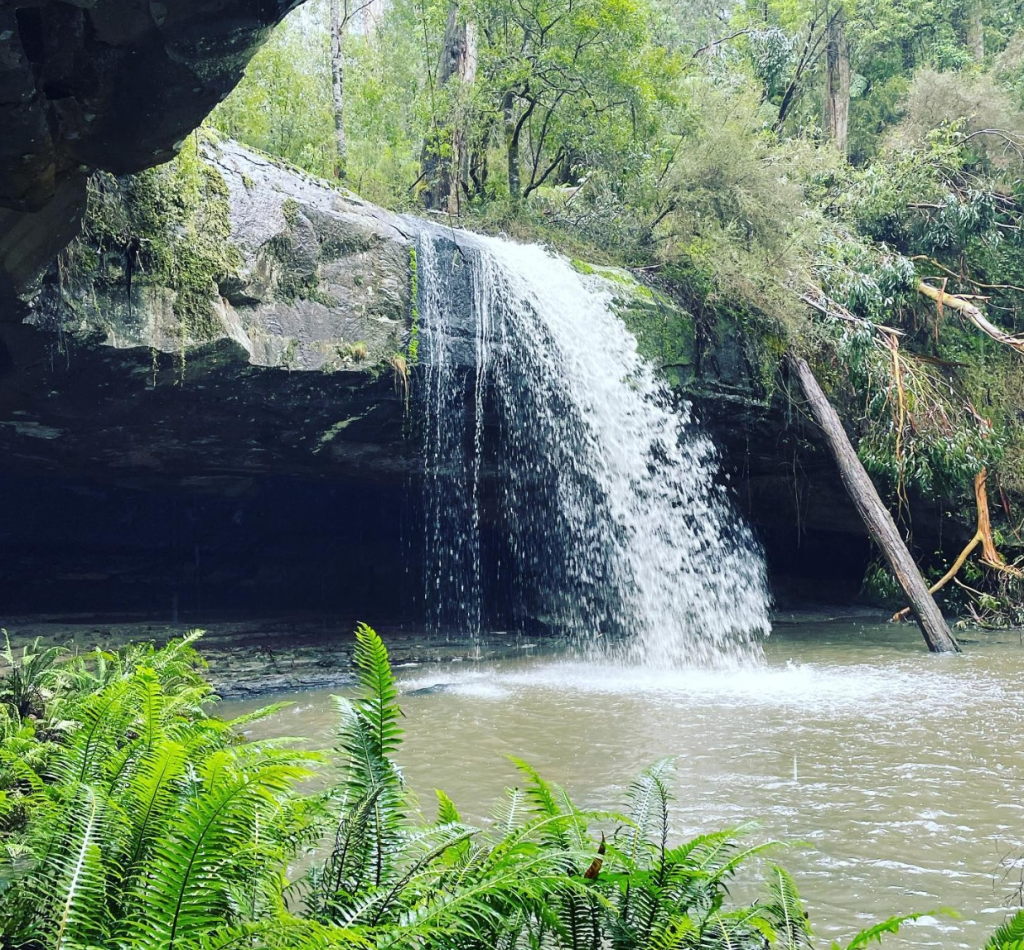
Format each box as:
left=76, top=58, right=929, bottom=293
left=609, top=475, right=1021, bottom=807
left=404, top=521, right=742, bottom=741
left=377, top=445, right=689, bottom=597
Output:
left=789, top=355, right=961, bottom=653
left=917, top=280, right=1024, bottom=354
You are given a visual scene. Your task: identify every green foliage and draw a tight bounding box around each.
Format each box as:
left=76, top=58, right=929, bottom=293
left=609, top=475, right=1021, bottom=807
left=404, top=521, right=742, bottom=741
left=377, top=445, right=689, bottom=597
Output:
left=4, top=625, right=981, bottom=950
left=0, top=631, right=324, bottom=950
left=834, top=911, right=957, bottom=949
left=986, top=909, right=1024, bottom=950
left=0, top=633, right=66, bottom=718
left=860, top=558, right=905, bottom=607
left=211, top=12, right=336, bottom=179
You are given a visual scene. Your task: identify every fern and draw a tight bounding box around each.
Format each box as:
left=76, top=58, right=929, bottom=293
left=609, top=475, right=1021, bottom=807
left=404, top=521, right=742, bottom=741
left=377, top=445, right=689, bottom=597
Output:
left=986, top=910, right=1024, bottom=950
left=435, top=789, right=461, bottom=825
left=623, top=758, right=675, bottom=867
left=837, top=910, right=957, bottom=950
left=0, top=625, right=995, bottom=950
left=350, top=623, right=402, bottom=762
left=762, top=864, right=811, bottom=950
left=120, top=752, right=315, bottom=950
left=47, top=785, right=112, bottom=950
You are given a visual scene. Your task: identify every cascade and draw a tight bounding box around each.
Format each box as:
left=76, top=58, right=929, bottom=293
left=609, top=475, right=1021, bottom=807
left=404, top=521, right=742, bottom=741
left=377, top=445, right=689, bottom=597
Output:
left=415, top=223, right=770, bottom=667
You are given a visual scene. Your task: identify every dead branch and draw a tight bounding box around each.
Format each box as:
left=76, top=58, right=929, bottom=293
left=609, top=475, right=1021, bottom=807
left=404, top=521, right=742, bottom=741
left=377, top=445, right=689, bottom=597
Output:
left=917, top=281, right=1024, bottom=354
left=893, top=469, right=1024, bottom=621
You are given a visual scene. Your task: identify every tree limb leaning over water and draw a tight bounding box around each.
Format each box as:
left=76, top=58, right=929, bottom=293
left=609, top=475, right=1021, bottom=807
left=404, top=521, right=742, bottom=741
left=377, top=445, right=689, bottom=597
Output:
left=788, top=354, right=960, bottom=654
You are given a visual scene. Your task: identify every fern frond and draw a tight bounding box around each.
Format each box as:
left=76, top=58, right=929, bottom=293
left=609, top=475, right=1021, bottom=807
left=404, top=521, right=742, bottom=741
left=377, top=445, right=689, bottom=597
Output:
left=762, top=864, right=811, bottom=950
left=435, top=789, right=460, bottom=825
left=351, top=624, right=402, bottom=761
left=35, top=784, right=114, bottom=950
left=490, top=787, right=528, bottom=840
left=623, top=758, right=675, bottom=866
left=986, top=909, right=1024, bottom=950
left=839, top=910, right=958, bottom=950
left=225, top=702, right=296, bottom=730
left=120, top=753, right=314, bottom=950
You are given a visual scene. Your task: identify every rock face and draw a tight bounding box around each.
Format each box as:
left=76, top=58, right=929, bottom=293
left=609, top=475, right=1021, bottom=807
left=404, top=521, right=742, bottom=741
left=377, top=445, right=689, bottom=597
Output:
left=0, top=140, right=902, bottom=619
left=8, top=137, right=414, bottom=480
left=0, top=0, right=302, bottom=301
left=32, top=138, right=414, bottom=374
left=0, top=140, right=421, bottom=620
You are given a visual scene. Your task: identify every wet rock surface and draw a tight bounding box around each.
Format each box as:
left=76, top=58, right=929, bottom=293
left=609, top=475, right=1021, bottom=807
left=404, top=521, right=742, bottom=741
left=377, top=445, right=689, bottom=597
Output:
left=0, top=140, right=415, bottom=484
left=0, top=618, right=554, bottom=698
left=0, top=142, right=422, bottom=619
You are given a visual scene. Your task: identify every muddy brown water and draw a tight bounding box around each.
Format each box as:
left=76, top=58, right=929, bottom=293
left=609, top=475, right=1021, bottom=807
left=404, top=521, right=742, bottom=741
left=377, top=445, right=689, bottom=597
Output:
left=218, top=619, right=1024, bottom=949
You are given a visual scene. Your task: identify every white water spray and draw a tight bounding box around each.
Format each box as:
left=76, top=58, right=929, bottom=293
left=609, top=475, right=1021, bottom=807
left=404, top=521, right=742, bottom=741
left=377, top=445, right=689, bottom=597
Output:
left=416, top=224, right=770, bottom=667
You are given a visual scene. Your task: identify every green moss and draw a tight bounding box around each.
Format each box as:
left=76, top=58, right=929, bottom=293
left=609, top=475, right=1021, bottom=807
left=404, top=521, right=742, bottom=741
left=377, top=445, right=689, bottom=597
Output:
left=571, top=259, right=652, bottom=296
left=407, top=245, right=420, bottom=364
left=314, top=412, right=369, bottom=452
left=79, top=136, right=242, bottom=343
left=572, top=258, right=697, bottom=385
left=281, top=198, right=302, bottom=228
left=280, top=338, right=299, bottom=368
left=615, top=292, right=697, bottom=386
left=321, top=234, right=373, bottom=260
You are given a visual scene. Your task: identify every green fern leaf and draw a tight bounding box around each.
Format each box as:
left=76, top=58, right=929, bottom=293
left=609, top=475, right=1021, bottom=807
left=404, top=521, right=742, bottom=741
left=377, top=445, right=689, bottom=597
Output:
left=986, top=910, right=1024, bottom=950
left=351, top=624, right=402, bottom=760
left=839, top=910, right=958, bottom=950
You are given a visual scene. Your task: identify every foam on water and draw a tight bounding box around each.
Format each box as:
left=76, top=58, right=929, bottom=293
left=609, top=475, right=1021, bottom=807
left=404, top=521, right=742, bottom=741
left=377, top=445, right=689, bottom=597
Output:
left=397, top=655, right=1007, bottom=712
left=416, top=224, right=771, bottom=667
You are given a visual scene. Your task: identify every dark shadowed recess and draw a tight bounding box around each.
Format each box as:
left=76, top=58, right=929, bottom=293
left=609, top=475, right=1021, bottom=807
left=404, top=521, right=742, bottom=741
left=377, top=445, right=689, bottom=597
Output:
left=0, top=471, right=420, bottom=623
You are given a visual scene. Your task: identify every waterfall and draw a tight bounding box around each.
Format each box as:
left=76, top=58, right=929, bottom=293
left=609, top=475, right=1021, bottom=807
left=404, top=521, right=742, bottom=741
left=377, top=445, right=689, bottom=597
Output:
left=415, top=223, right=770, bottom=668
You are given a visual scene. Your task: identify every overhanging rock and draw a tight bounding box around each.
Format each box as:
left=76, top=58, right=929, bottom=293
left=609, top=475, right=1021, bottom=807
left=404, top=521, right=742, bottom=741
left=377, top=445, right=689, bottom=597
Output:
left=0, top=0, right=305, bottom=303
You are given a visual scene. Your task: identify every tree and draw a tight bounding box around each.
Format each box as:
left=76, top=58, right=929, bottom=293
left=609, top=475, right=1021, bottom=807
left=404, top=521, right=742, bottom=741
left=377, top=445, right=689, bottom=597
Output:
left=421, top=0, right=478, bottom=211
left=824, top=5, right=851, bottom=153
left=330, top=0, right=377, bottom=180
left=469, top=0, right=669, bottom=202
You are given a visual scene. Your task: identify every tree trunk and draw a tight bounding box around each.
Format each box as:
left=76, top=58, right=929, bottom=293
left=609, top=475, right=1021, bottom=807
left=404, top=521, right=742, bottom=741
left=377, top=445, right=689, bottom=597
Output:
left=330, top=0, right=347, bottom=180
left=824, top=10, right=850, bottom=155
left=504, top=91, right=521, bottom=202
left=789, top=355, right=960, bottom=653
left=967, top=0, right=984, bottom=61
left=421, top=1, right=474, bottom=211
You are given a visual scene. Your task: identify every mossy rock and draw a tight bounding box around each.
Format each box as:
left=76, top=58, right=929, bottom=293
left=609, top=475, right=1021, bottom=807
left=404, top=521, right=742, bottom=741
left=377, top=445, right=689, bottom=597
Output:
left=573, top=259, right=697, bottom=387
left=41, top=137, right=412, bottom=374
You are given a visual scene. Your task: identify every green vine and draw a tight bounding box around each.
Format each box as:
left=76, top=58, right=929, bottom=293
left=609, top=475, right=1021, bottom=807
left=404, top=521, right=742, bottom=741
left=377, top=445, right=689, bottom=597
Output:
left=407, top=244, right=420, bottom=364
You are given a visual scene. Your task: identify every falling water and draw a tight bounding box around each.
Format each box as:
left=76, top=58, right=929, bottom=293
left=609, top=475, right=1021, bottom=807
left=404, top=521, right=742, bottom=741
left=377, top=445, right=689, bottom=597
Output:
left=416, top=223, right=770, bottom=667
